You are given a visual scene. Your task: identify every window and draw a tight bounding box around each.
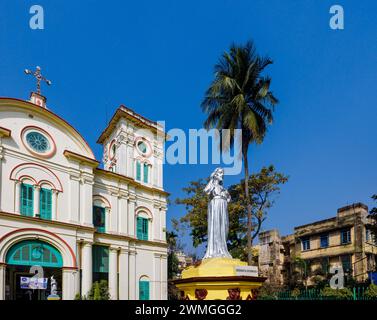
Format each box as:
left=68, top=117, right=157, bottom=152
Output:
left=92, top=245, right=109, bottom=283
left=20, top=183, right=34, bottom=216
left=321, top=258, right=329, bottom=274
left=136, top=161, right=141, bottom=181
left=341, top=228, right=351, bottom=244
left=6, top=240, right=62, bottom=268
left=366, top=228, right=371, bottom=242
left=137, top=216, right=149, bottom=240
left=40, top=188, right=52, bottom=220
left=320, top=233, right=329, bottom=248
left=366, top=228, right=376, bottom=244
left=93, top=206, right=106, bottom=233
left=143, top=163, right=149, bottom=183
left=139, top=280, right=150, bottom=300
left=137, top=141, right=148, bottom=154
left=301, top=237, right=310, bottom=251
left=341, top=255, right=352, bottom=273
left=26, top=131, right=50, bottom=153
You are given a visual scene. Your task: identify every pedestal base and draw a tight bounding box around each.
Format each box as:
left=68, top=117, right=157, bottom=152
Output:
left=173, top=258, right=266, bottom=300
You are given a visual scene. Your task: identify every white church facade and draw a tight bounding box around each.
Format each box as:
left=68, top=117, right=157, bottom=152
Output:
left=0, top=90, right=168, bottom=300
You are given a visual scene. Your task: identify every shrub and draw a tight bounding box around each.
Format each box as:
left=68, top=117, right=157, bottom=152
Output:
left=87, top=280, right=110, bottom=300
left=320, top=286, right=353, bottom=299
left=257, top=283, right=284, bottom=300
left=290, top=287, right=301, bottom=298
left=364, top=284, right=377, bottom=298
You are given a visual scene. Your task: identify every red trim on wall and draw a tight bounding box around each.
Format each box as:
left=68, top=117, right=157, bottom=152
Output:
left=9, top=162, right=64, bottom=192
left=93, top=194, right=112, bottom=209
left=0, top=97, right=95, bottom=159
left=0, top=228, right=77, bottom=268
left=135, top=206, right=153, bottom=220
left=18, top=175, right=38, bottom=185
left=20, top=125, right=57, bottom=159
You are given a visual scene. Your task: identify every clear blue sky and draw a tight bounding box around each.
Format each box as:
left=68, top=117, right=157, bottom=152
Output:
left=1, top=1, right=376, bottom=255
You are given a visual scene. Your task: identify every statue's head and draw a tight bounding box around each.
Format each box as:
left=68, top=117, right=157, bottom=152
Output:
left=211, top=167, right=224, bottom=183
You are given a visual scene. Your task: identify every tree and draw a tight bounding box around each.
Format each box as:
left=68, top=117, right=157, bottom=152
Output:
left=370, top=194, right=377, bottom=241
left=202, top=40, right=278, bottom=265
left=176, top=166, right=287, bottom=261
left=86, top=280, right=110, bottom=300
left=167, top=231, right=180, bottom=280
left=166, top=230, right=181, bottom=300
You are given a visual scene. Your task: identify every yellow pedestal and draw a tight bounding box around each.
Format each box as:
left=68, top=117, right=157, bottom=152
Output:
left=173, top=258, right=266, bottom=300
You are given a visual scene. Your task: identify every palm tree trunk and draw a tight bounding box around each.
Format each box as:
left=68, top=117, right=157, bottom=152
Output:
left=243, top=149, right=253, bottom=266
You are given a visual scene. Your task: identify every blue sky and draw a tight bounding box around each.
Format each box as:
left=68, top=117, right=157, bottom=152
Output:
left=1, top=1, right=377, bottom=255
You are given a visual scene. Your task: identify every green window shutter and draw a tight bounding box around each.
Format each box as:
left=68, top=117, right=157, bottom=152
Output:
left=20, top=183, right=34, bottom=216
left=137, top=217, right=143, bottom=240
left=136, top=161, right=141, bottom=181
left=139, top=280, right=150, bottom=300
left=92, top=245, right=109, bottom=273
left=40, top=188, right=52, bottom=220
left=143, top=164, right=149, bottom=183
left=142, top=218, right=148, bottom=240
left=137, top=217, right=148, bottom=240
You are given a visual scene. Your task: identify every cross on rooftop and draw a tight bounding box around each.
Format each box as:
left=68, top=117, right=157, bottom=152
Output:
left=24, top=66, right=52, bottom=95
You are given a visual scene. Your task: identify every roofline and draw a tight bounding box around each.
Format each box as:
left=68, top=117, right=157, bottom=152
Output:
left=0, top=97, right=95, bottom=159
left=97, top=105, right=165, bottom=144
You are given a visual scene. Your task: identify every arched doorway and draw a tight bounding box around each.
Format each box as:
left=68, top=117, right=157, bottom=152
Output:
left=5, top=240, right=63, bottom=300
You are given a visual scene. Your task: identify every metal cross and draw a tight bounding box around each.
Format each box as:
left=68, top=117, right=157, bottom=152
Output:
left=24, top=66, right=52, bottom=95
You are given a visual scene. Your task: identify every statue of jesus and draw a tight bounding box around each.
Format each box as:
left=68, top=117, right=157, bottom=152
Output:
left=203, top=168, right=232, bottom=259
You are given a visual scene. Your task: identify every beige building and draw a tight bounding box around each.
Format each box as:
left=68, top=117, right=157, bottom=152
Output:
left=255, top=203, right=377, bottom=287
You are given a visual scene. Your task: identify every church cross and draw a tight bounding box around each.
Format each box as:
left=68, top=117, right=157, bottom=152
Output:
left=24, top=66, right=52, bottom=95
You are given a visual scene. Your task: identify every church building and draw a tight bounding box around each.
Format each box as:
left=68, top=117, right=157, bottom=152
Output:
left=0, top=78, right=168, bottom=300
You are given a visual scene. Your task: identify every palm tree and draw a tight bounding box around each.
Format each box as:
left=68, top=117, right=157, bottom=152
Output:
left=202, top=40, right=278, bottom=265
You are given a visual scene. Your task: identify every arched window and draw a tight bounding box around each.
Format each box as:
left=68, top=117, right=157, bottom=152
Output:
left=136, top=210, right=151, bottom=241
left=93, top=206, right=106, bottom=233
left=139, top=277, right=150, bottom=300
left=93, top=196, right=111, bottom=233
left=20, top=183, right=34, bottom=216
left=6, top=240, right=63, bottom=268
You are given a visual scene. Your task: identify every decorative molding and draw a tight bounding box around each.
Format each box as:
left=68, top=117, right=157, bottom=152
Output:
left=63, top=150, right=99, bottom=168
left=0, top=126, right=11, bottom=138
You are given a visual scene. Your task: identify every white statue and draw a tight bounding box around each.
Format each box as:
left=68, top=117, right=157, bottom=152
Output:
left=50, top=276, right=57, bottom=296
left=203, top=168, right=232, bottom=259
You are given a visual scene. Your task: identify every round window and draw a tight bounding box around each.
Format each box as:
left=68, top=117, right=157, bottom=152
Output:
left=26, top=131, right=51, bottom=153
left=21, top=126, right=56, bottom=158
left=137, top=141, right=148, bottom=154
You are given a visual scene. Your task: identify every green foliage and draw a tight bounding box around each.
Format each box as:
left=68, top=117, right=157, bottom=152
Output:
left=290, top=288, right=301, bottom=298
left=365, top=284, right=377, bottom=298
left=320, top=286, right=353, bottom=299
left=257, top=283, right=284, bottom=300
left=93, top=282, right=101, bottom=300
left=86, top=280, right=110, bottom=300
left=201, top=40, right=278, bottom=146
left=175, top=166, right=288, bottom=260
left=74, top=293, right=82, bottom=300
left=370, top=194, right=377, bottom=241
left=166, top=230, right=180, bottom=280
left=201, top=40, right=279, bottom=264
